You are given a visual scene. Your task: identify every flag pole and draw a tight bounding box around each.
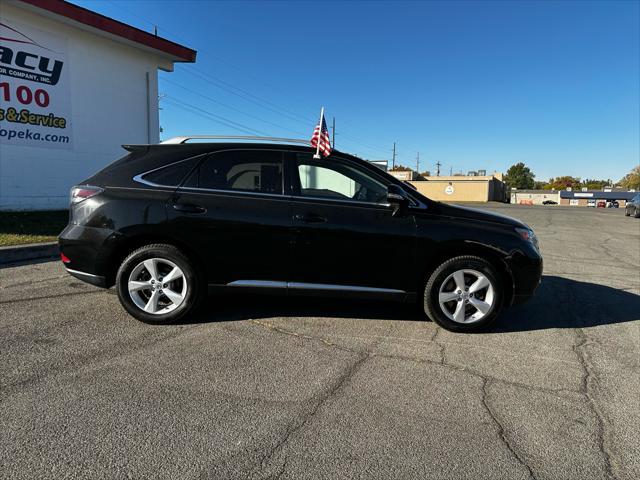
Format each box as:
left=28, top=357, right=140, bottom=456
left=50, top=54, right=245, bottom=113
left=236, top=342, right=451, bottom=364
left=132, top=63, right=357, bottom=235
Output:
left=313, top=106, right=324, bottom=159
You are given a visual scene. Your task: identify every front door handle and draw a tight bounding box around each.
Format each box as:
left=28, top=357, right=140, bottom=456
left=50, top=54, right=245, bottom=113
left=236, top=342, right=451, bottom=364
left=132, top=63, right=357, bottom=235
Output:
left=173, top=203, right=207, bottom=214
left=294, top=213, right=327, bottom=224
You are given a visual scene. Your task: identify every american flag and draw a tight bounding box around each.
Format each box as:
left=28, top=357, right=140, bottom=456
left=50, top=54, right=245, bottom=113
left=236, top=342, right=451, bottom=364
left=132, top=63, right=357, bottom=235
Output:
left=310, top=115, right=332, bottom=157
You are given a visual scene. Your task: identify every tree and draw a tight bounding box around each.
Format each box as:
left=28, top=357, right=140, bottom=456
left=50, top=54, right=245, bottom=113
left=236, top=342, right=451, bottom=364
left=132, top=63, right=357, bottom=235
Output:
left=534, top=180, right=548, bottom=189
left=390, top=165, right=412, bottom=171
left=581, top=179, right=611, bottom=190
left=545, top=176, right=581, bottom=190
left=504, top=162, right=535, bottom=189
left=619, top=166, right=640, bottom=190
left=419, top=170, right=431, bottom=178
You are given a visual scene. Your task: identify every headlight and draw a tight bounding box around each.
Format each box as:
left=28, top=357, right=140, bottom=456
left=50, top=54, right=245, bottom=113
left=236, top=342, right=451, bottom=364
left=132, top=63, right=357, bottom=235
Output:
left=515, top=227, right=539, bottom=250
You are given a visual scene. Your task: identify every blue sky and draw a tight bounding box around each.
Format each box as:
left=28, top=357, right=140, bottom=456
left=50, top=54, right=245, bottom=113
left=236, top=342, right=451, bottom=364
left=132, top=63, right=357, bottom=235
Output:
left=76, top=0, right=638, bottom=181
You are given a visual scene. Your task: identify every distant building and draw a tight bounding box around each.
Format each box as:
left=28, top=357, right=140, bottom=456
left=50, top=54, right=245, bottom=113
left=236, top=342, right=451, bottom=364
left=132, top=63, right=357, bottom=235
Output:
left=559, top=190, right=635, bottom=207
left=368, top=160, right=388, bottom=171
left=389, top=170, right=418, bottom=181
left=409, top=173, right=505, bottom=202
left=508, top=189, right=636, bottom=206
left=510, top=190, right=560, bottom=205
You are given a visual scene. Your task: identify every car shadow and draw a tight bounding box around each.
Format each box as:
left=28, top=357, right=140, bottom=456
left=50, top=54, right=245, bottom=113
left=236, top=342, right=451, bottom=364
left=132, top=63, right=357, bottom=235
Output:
left=485, top=275, right=640, bottom=333
left=184, top=292, right=424, bottom=325
left=181, top=276, right=640, bottom=332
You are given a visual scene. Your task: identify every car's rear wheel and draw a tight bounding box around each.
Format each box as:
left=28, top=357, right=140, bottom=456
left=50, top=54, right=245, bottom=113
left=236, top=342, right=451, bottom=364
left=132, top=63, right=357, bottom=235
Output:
left=116, top=244, right=204, bottom=324
left=635, top=208, right=640, bottom=218
left=424, top=256, right=503, bottom=332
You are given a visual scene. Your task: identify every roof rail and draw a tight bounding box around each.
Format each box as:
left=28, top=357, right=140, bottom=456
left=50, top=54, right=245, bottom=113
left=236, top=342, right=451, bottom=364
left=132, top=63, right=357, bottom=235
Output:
left=160, top=135, right=311, bottom=145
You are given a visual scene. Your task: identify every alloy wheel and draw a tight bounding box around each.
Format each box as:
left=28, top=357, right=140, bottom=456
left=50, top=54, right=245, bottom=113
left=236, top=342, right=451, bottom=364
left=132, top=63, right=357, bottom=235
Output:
left=438, top=269, right=495, bottom=324
left=127, top=258, right=188, bottom=314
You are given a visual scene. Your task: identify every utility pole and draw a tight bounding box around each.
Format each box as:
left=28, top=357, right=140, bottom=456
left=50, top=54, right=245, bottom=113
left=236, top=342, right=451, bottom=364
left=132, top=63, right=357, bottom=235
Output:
left=450, top=166, right=453, bottom=176
left=332, top=117, right=336, bottom=149
left=435, top=161, right=441, bottom=177
left=416, top=152, right=420, bottom=173
left=392, top=142, right=396, bottom=169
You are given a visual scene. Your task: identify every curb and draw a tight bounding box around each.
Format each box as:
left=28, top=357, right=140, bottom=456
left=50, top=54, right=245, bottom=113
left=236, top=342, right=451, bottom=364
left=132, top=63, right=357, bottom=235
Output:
left=0, top=242, right=59, bottom=266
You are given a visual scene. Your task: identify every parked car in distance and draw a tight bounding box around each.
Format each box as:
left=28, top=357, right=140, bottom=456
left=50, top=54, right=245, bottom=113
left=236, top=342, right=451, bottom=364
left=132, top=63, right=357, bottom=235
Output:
left=587, top=199, right=596, bottom=207
left=597, top=200, right=607, bottom=208
left=542, top=200, right=557, bottom=205
left=59, top=136, right=543, bottom=333
left=606, top=201, right=619, bottom=208
left=625, top=194, right=640, bottom=218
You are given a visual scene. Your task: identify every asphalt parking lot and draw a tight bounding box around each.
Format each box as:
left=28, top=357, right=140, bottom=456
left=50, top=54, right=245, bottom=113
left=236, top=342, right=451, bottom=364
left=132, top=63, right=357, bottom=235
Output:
left=1, top=204, right=639, bottom=480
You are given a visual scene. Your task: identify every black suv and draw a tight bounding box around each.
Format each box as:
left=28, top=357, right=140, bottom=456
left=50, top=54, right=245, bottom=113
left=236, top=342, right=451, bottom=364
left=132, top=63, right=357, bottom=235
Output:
left=625, top=194, right=640, bottom=218
left=59, top=137, right=543, bottom=332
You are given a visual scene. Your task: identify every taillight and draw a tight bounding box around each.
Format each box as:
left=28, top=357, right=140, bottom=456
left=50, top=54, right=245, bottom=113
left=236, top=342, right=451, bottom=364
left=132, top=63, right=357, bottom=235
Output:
left=60, top=252, right=71, bottom=263
left=70, top=185, right=103, bottom=205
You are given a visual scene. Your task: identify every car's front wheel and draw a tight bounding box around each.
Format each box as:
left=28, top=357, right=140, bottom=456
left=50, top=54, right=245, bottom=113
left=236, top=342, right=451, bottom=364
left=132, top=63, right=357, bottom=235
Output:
left=424, top=256, right=503, bottom=332
left=116, top=244, right=204, bottom=324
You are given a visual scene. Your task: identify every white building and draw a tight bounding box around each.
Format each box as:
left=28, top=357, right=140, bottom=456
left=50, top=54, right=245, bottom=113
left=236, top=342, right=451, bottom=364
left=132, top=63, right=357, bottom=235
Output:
left=0, top=0, right=196, bottom=210
left=510, top=190, right=560, bottom=205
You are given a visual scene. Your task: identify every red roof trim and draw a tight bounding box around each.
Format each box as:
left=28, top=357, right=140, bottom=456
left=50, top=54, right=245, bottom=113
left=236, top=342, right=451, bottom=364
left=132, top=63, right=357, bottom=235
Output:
left=18, top=0, right=196, bottom=62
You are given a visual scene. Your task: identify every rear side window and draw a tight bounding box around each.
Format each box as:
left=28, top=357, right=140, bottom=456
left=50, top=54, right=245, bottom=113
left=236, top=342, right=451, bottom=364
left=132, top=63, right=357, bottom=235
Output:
left=139, top=157, right=199, bottom=187
left=183, top=150, right=283, bottom=194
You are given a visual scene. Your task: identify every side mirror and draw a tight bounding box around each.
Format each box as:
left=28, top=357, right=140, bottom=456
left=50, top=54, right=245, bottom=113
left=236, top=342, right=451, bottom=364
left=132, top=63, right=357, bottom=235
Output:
left=387, top=184, right=409, bottom=216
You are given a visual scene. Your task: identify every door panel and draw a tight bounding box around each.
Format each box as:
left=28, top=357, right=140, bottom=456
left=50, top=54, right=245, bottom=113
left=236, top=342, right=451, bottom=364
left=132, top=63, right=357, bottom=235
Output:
left=289, top=154, right=417, bottom=292
left=166, top=150, right=292, bottom=285
left=290, top=198, right=416, bottom=291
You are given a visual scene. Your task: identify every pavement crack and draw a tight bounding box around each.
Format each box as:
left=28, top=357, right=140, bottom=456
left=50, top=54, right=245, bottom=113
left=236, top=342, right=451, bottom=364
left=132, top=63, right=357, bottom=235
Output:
left=564, top=278, right=618, bottom=480
left=254, top=353, right=369, bottom=478
left=481, top=378, right=537, bottom=480
left=431, top=325, right=445, bottom=364
left=573, top=328, right=617, bottom=480
left=250, top=320, right=580, bottom=400
left=250, top=319, right=373, bottom=477
left=250, top=319, right=357, bottom=355
left=0, top=325, right=199, bottom=399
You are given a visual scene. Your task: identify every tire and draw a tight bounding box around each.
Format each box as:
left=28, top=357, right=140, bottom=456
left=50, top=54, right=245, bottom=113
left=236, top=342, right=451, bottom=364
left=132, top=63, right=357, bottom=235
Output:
left=625, top=209, right=631, bottom=217
left=635, top=208, right=640, bottom=218
left=115, top=244, right=204, bottom=324
left=423, top=255, right=503, bottom=332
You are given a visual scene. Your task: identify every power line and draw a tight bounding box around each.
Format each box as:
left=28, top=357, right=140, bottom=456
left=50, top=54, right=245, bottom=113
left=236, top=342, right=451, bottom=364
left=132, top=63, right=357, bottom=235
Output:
left=161, top=77, right=307, bottom=136
left=105, top=0, right=395, bottom=157
left=181, top=68, right=312, bottom=126
left=163, top=96, right=268, bottom=136
left=104, top=0, right=310, bottom=110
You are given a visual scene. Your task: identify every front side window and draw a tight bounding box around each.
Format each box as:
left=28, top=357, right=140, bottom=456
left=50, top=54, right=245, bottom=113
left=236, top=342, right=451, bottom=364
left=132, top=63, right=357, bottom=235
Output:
left=295, top=154, right=387, bottom=204
left=184, top=150, right=283, bottom=194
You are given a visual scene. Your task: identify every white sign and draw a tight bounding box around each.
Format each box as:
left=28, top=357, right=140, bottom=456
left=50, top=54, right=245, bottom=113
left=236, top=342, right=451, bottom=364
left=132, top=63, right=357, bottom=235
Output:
left=574, top=192, right=594, bottom=198
left=445, top=185, right=454, bottom=195
left=569, top=199, right=579, bottom=206
left=0, top=20, right=72, bottom=149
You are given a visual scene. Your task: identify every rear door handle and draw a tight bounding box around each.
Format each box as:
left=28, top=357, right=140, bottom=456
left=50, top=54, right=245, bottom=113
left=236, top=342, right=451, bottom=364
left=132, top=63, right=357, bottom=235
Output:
left=173, top=203, right=207, bottom=214
left=294, top=213, right=327, bottom=224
